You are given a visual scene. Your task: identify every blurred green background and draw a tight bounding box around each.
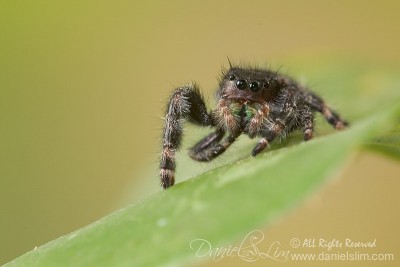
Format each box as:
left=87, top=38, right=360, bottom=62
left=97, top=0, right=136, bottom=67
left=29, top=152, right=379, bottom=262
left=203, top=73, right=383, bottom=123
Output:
left=0, top=0, right=399, bottom=265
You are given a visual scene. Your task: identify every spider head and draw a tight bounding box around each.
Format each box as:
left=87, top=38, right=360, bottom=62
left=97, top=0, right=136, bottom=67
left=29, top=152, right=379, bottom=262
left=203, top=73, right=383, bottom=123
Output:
left=218, top=67, right=275, bottom=103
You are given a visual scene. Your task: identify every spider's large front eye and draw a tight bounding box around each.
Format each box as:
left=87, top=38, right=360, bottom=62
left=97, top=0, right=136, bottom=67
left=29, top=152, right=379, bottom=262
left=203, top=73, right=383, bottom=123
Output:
left=249, top=81, right=261, bottom=92
left=236, top=79, right=247, bottom=90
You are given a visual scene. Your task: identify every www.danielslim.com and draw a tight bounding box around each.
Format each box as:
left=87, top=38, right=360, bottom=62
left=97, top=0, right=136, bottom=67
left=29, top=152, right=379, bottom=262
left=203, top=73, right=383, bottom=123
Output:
left=290, top=252, right=394, bottom=262
left=189, top=230, right=395, bottom=263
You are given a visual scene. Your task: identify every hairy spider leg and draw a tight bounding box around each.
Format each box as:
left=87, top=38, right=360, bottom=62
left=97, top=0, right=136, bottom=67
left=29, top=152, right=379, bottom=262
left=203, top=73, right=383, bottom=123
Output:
left=252, top=87, right=301, bottom=156
left=188, top=97, right=243, bottom=162
left=189, top=133, right=239, bottom=162
left=246, top=103, right=270, bottom=138
left=189, top=129, right=225, bottom=161
left=302, top=91, right=348, bottom=130
left=300, top=104, right=314, bottom=141
left=160, top=84, right=212, bottom=189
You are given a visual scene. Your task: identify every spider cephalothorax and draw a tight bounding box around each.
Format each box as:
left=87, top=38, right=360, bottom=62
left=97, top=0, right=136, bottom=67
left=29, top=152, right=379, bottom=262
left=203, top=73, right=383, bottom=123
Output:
left=160, top=64, right=348, bottom=189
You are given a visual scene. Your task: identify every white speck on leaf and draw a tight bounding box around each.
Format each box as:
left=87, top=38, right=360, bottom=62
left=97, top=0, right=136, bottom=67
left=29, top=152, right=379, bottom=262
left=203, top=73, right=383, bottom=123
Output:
left=157, top=218, right=168, bottom=227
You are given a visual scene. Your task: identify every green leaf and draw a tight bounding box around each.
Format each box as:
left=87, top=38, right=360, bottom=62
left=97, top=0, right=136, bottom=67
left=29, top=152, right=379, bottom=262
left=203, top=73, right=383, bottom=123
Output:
left=3, top=59, right=400, bottom=267
left=364, top=122, right=400, bottom=159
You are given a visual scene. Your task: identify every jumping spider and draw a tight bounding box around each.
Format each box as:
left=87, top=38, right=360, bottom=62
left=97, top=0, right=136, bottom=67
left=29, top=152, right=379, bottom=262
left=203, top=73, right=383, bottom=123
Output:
left=160, top=63, right=348, bottom=189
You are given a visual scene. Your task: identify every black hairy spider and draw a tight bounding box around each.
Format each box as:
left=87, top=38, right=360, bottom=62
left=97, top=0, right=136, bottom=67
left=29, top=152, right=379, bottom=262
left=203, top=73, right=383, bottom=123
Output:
left=160, top=63, right=348, bottom=189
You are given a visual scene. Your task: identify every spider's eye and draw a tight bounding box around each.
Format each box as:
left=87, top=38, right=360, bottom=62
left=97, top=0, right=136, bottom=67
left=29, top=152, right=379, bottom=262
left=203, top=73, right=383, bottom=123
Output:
left=263, top=80, right=270, bottom=88
left=229, top=75, right=236, bottom=81
left=249, top=81, right=261, bottom=92
left=236, top=79, right=247, bottom=90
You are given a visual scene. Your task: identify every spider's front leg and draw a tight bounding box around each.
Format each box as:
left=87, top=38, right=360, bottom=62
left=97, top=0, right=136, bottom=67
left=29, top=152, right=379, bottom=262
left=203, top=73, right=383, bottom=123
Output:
left=251, top=120, right=285, bottom=156
left=252, top=87, right=299, bottom=156
left=189, top=131, right=239, bottom=162
left=189, top=98, right=241, bottom=162
left=160, top=84, right=212, bottom=189
left=188, top=129, right=224, bottom=161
